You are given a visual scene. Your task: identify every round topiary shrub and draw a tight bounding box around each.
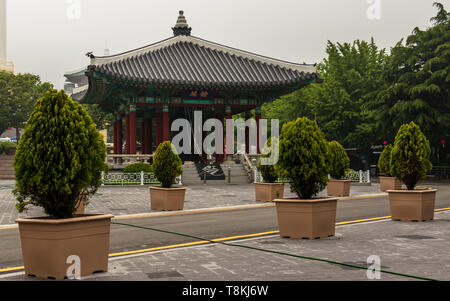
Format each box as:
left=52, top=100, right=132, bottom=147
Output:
left=378, top=144, right=393, bottom=176
left=152, top=141, right=183, bottom=188
left=275, top=117, right=330, bottom=199
left=257, top=137, right=279, bottom=183
left=390, top=121, right=432, bottom=190
left=328, top=140, right=350, bottom=180
left=13, top=89, right=108, bottom=218
left=122, top=162, right=153, bottom=173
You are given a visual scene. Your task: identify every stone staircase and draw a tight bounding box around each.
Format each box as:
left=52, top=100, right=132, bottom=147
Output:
left=0, top=155, right=15, bottom=180
left=182, top=163, right=251, bottom=185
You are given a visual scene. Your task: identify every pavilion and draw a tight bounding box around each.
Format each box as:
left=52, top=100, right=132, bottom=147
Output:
left=71, top=11, right=319, bottom=162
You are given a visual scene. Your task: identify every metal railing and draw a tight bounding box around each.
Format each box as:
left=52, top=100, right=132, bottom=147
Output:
left=101, top=171, right=182, bottom=186
left=254, top=169, right=371, bottom=184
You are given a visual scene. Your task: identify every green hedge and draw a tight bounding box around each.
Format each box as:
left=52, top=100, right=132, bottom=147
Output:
left=122, top=163, right=153, bottom=173
left=0, top=141, right=17, bottom=154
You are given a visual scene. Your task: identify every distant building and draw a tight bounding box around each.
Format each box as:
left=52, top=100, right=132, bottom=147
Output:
left=0, top=0, right=13, bottom=73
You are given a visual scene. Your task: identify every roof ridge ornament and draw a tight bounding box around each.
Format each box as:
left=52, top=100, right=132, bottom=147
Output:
left=172, top=10, right=192, bottom=36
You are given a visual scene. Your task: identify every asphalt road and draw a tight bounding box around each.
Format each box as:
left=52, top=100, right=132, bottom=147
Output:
left=1, top=185, right=449, bottom=272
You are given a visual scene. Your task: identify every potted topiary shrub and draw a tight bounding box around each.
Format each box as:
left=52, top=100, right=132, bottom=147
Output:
left=377, top=144, right=402, bottom=191
left=273, top=117, right=338, bottom=239
left=150, top=141, right=185, bottom=211
left=327, top=140, right=351, bottom=197
left=13, top=89, right=112, bottom=280
left=254, top=137, right=284, bottom=202
left=387, top=122, right=435, bottom=222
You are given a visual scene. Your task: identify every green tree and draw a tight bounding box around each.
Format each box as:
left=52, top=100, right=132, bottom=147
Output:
left=275, top=117, right=330, bottom=199
left=263, top=38, right=388, bottom=167
left=367, top=3, right=450, bottom=162
left=390, top=122, right=432, bottom=190
left=82, top=103, right=113, bottom=130
left=13, top=89, right=107, bottom=218
left=0, top=71, right=53, bottom=140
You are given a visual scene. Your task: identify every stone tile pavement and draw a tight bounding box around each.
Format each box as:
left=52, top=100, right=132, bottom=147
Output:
left=0, top=182, right=383, bottom=225
left=5, top=209, right=450, bottom=281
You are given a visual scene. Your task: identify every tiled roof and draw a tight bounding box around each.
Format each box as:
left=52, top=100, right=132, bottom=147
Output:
left=90, top=36, right=318, bottom=88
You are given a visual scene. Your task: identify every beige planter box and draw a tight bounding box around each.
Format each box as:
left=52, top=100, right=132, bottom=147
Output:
left=16, top=214, right=113, bottom=280
left=327, top=179, right=351, bottom=197
left=254, top=182, right=285, bottom=202
left=387, top=189, right=437, bottom=222
left=273, top=197, right=338, bottom=239
left=150, top=186, right=186, bottom=211
left=379, top=177, right=402, bottom=192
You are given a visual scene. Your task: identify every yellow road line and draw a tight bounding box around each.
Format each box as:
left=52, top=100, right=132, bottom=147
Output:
left=1, top=207, right=449, bottom=274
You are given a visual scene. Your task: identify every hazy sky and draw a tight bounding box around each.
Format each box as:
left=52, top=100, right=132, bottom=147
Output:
left=5, top=0, right=448, bottom=89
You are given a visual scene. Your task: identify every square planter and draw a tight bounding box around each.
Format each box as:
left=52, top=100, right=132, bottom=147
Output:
left=254, top=182, right=285, bottom=202
left=387, top=189, right=437, bottom=222
left=16, top=214, right=113, bottom=280
left=327, top=179, right=351, bottom=197
left=379, top=177, right=402, bottom=192
left=273, top=197, right=338, bottom=239
left=150, top=186, right=186, bottom=211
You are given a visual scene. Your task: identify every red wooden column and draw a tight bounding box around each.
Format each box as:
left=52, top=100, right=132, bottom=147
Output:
left=117, top=118, right=123, bottom=154
left=125, top=112, right=130, bottom=154
left=143, top=112, right=152, bottom=154
left=245, top=111, right=251, bottom=154
left=129, top=104, right=137, bottom=154
left=140, top=117, right=146, bottom=154
left=215, top=115, right=224, bottom=163
left=155, top=111, right=161, bottom=149
left=162, top=104, right=169, bottom=142
left=255, top=106, right=262, bottom=154
left=225, top=106, right=233, bottom=160
left=113, top=119, right=118, bottom=154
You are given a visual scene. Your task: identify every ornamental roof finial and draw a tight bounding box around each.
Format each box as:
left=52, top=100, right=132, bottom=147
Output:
left=172, top=10, right=192, bottom=36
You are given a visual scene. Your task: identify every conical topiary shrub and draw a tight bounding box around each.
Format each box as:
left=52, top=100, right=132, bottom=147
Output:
left=390, top=122, right=432, bottom=190
left=152, top=141, right=183, bottom=188
left=257, top=137, right=279, bottom=183
left=275, top=117, right=330, bottom=199
left=328, top=140, right=350, bottom=180
left=13, top=89, right=107, bottom=218
left=378, top=144, right=393, bottom=176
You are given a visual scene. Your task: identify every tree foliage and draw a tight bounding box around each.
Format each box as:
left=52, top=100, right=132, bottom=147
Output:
left=122, top=162, right=153, bottom=173
left=82, top=104, right=113, bottom=130
left=275, top=117, right=330, bottom=199
left=13, top=89, right=107, bottom=218
left=328, top=140, right=350, bottom=180
left=0, top=71, right=53, bottom=137
left=390, top=122, right=432, bottom=190
left=152, top=141, right=183, bottom=188
left=366, top=2, right=450, bottom=155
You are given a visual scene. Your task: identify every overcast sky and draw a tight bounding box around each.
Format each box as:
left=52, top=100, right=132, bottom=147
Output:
left=5, top=0, right=448, bottom=89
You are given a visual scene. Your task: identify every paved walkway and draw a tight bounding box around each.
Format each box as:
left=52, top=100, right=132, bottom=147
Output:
left=4, top=209, right=450, bottom=281
left=0, top=182, right=383, bottom=225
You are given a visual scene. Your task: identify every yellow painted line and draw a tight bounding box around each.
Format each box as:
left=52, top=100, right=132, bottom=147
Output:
left=1, top=207, right=450, bottom=274
left=0, top=266, right=24, bottom=273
